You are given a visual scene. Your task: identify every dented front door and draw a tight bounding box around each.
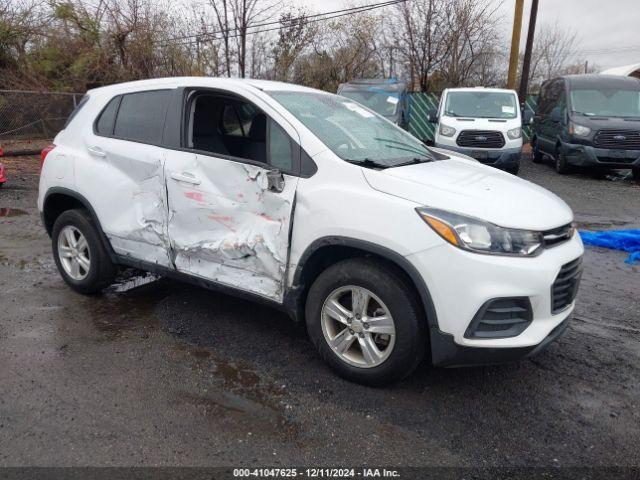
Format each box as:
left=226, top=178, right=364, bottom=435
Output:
left=164, top=151, right=298, bottom=302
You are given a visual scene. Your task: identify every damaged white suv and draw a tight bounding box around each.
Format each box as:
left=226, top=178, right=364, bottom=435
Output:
left=38, top=77, right=584, bottom=385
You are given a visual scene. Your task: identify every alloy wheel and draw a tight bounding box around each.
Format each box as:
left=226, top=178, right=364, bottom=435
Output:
left=57, top=225, right=91, bottom=280
left=321, top=285, right=396, bottom=368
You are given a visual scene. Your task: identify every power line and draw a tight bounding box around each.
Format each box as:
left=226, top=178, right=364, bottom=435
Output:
left=156, top=0, right=406, bottom=47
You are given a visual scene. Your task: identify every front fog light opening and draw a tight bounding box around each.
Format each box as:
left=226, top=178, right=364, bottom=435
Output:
left=465, top=297, right=533, bottom=339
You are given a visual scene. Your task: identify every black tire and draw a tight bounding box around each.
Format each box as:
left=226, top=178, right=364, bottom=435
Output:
left=305, top=258, right=427, bottom=386
left=52, top=209, right=116, bottom=294
left=554, top=145, right=571, bottom=174
left=632, top=167, right=640, bottom=181
left=506, top=164, right=520, bottom=175
left=531, top=138, right=544, bottom=164
left=591, top=168, right=608, bottom=180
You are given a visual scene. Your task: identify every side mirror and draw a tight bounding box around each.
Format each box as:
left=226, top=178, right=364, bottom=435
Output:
left=427, top=108, right=438, bottom=123
left=551, top=108, right=563, bottom=123
left=266, top=169, right=285, bottom=193
left=523, top=110, right=533, bottom=125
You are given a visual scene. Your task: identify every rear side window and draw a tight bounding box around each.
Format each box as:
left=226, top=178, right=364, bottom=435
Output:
left=113, top=90, right=171, bottom=144
left=95, top=96, right=121, bottom=135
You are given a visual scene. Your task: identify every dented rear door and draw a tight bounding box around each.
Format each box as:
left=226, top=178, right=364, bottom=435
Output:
left=164, top=151, right=298, bottom=302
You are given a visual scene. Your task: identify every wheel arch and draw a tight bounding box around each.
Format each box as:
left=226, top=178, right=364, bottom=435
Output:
left=42, top=187, right=115, bottom=259
left=285, top=236, right=439, bottom=331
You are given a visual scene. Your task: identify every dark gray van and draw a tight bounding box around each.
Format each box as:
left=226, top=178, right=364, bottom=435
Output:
left=531, top=74, right=640, bottom=179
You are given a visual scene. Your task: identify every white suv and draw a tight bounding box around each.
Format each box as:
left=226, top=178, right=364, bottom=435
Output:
left=38, top=77, right=584, bottom=385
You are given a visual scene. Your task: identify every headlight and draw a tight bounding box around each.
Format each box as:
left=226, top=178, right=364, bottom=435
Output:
left=439, top=124, right=456, bottom=137
left=507, top=127, right=521, bottom=139
left=569, top=122, right=591, bottom=137
left=416, top=207, right=544, bottom=256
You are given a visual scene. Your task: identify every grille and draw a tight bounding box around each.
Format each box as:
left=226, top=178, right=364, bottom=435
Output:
left=456, top=130, right=505, bottom=148
left=593, top=129, right=640, bottom=150
left=551, top=257, right=583, bottom=314
left=542, top=224, right=574, bottom=248
left=465, top=297, right=533, bottom=339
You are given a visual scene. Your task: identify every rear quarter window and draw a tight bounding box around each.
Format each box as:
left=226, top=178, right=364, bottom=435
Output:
left=112, top=90, right=171, bottom=144
left=95, top=96, right=121, bottom=136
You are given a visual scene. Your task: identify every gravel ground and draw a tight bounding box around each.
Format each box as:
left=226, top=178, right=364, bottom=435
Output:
left=0, top=154, right=638, bottom=467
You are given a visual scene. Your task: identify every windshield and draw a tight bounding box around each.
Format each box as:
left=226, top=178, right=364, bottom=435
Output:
left=444, top=91, right=518, bottom=119
left=338, top=88, right=400, bottom=116
left=270, top=91, right=433, bottom=166
left=570, top=88, right=640, bottom=118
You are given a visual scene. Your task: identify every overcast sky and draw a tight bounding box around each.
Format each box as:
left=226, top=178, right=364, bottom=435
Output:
left=299, top=0, right=640, bottom=70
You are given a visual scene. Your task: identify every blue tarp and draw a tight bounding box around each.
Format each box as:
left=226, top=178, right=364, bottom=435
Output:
left=579, top=229, right=640, bottom=265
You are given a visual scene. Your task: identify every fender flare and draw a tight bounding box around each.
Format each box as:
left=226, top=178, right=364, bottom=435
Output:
left=42, top=187, right=116, bottom=260
left=288, top=236, right=439, bottom=330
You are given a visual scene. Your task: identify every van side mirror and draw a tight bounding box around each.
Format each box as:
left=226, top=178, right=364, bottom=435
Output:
left=551, top=108, right=563, bottom=123
left=427, top=109, right=438, bottom=123
left=523, top=110, right=533, bottom=125
left=266, top=169, right=285, bottom=193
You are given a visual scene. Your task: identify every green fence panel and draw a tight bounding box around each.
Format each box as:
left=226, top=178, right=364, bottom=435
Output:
left=408, top=92, right=538, bottom=144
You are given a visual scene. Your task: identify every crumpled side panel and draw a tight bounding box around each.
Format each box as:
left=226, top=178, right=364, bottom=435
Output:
left=166, top=155, right=297, bottom=301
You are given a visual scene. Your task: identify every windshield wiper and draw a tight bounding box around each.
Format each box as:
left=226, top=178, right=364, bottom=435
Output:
left=344, top=158, right=391, bottom=169
left=389, top=157, right=433, bottom=168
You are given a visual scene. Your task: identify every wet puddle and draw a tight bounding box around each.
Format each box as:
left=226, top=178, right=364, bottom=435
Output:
left=0, top=207, right=28, bottom=217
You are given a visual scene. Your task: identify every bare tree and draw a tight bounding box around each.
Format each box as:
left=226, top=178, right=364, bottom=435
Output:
left=390, top=0, right=448, bottom=91
left=526, top=22, right=578, bottom=90
left=271, top=9, right=317, bottom=82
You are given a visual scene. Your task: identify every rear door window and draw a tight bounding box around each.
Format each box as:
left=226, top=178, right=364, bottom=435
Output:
left=113, top=90, right=171, bottom=144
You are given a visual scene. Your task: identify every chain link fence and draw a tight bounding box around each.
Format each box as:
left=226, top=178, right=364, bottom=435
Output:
left=0, top=90, right=83, bottom=141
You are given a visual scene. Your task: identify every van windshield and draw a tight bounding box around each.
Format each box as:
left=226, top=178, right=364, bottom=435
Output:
left=444, top=91, right=518, bottom=119
left=338, top=88, right=400, bottom=116
left=570, top=88, right=640, bottom=118
left=270, top=91, right=434, bottom=166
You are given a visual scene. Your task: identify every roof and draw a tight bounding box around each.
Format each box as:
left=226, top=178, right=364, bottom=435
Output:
left=600, top=62, right=640, bottom=76
left=87, top=76, right=324, bottom=96
left=564, top=74, right=640, bottom=88
left=443, top=87, right=517, bottom=94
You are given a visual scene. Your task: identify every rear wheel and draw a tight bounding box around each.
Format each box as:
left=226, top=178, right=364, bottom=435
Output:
left=52, top=209, right=116, bottom=294
left=305, top=258, right=426, bottom=386
left=554, top=145, right=571, bottom=174
left=532, top=138, right=544, bottom=164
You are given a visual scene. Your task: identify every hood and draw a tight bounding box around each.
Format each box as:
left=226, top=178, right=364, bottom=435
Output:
left=362, top=156, right=573, bottom=231
left=567, top=114, right=640, bottom=130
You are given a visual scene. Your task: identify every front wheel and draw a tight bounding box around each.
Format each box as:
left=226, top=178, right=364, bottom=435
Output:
left=305, top=258, right=426, bottom=386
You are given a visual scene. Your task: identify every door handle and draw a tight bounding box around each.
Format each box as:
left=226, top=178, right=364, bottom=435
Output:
left=170, top=171, right=201, bottom=185
left=87, top=146, right=106, bottom=158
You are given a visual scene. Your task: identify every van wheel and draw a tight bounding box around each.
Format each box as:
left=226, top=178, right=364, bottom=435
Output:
left=632, top=167, right=640, bottom=181
left=305, top=258, right=426, bottom=386
left=532, top=139, right=543, bottom=164
left=52, top=209, right=116, bottom=294
left=554, top=145, right=571, bottom=174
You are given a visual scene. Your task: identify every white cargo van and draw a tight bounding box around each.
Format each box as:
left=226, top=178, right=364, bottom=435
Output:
left=429, top=87, right=526, bottom=175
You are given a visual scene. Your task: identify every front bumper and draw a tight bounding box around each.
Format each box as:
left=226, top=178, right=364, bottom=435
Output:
left=430, top=316, right=572, bottom=367
left=435, top=144, right=522, bottom=170
left=561, top=142, right=640, bottom=169
left=405, top=233, right=584, bottom=366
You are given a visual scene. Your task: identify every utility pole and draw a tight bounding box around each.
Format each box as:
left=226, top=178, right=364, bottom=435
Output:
left=507, top=0, right=525, bottom=89
left=518, top=0, right=538, bottom=104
